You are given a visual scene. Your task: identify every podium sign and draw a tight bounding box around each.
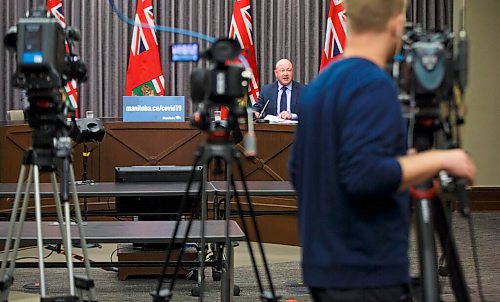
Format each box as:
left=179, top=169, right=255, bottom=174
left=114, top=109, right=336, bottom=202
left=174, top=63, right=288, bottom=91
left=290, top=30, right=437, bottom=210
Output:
left=123, top=96, right=185, bottom=122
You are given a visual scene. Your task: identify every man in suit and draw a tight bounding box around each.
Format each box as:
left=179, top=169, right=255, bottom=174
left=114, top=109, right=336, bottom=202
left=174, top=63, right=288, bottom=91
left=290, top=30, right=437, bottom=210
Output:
left=253, top=59, right=306, bottom=120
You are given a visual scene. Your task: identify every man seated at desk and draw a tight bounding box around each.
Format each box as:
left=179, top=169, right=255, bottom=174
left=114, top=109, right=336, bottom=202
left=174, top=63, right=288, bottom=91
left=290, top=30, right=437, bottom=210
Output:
left=253, top=59, right=306, bottom=120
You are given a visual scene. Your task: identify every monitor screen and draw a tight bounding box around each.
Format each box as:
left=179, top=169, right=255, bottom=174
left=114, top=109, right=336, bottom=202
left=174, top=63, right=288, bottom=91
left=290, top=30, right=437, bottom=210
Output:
left=114, top=165, right=203, bottom=217
left=170, top=43, right=199, bottom=62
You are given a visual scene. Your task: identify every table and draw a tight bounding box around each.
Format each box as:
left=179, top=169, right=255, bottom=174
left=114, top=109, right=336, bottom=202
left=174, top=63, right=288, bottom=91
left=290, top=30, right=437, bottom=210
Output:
left=0, top=220, right=244, bottom=298
left=211, top=181, right=295, bottom=196
left=0, top=181, right=214, bottom=198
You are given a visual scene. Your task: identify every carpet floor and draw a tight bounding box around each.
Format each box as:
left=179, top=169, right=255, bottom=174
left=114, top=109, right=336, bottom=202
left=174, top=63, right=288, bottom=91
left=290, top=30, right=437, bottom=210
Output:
left=7, top=212, right=499, bottom=301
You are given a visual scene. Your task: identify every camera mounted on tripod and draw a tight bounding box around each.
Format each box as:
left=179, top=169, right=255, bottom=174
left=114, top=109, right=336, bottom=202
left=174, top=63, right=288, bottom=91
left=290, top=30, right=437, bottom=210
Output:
left=172, top=38, right=250, bottom=142
left=4, top=7, right=87, bottom=92
left=4, top=6, right=87, bottom=169
left=393, top=23, right=471, bottom=215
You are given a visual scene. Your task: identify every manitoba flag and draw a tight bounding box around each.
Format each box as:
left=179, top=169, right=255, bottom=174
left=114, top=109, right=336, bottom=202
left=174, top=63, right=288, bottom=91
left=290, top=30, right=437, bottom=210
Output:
left=229, top=0, right=260, bottom=104
left=320, top=0, right=347, bottom=71
left=46, top=0, right=79, bottom=114
left=125, top=0, right=165, bottom=96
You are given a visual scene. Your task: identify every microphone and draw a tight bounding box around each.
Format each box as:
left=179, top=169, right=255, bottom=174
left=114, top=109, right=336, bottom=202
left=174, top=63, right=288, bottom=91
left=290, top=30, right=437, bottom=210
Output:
left=457, top=29, right=468, bottom=93
left=256, top=99, right=270, bottom=123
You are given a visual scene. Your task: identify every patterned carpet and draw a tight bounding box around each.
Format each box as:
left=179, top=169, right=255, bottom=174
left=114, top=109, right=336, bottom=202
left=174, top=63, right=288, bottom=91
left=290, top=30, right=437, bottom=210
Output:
left=8, top=212, right=500, bottom=301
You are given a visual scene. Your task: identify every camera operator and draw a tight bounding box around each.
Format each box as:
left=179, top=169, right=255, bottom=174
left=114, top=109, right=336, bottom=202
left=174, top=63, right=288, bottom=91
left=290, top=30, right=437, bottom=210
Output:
left=288, top=0, right=476, bottom=301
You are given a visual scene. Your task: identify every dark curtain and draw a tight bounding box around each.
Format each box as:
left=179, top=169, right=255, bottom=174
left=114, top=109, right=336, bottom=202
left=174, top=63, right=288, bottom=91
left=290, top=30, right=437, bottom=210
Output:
left=0, top=0, right=452, bottom=120
left=408, top=0, right=454, bottom=30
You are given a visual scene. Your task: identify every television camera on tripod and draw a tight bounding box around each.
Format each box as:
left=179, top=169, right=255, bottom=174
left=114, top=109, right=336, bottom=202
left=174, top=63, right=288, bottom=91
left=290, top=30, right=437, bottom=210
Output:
left=0, top=3, right=95, bottom=301
left=393, top=22, right=484, bottom=301
left=151, top=39, right=280, bottom=302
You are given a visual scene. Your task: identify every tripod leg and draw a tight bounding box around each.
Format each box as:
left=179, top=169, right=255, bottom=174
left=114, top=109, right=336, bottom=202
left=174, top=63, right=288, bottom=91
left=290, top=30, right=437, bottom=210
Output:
left=1, top=165, right=29, bottom=273
left=433, top=199, right=470, bottom=302
left=222, top=162, right=235, bottom=302
left=234, top=158, right=280, bottom=301
left=68, top=164, right=97, bottom=301
left=49, top=172, right=74, bottom=283
left=49, top=173, right=68, bottom=236
left=229, top=177, right=264, bottom=295
left=7, top=166, right=34, bottom=277
left=196, top=162, right=209, bottom=301
left=152, top=151, right=202, bottom=300
left=32, top=165, right=47, bottom=298
left=415, top=198, right=440, bottom=302
left=58, top=159, right=77, bottom=297
left=0, top=165, right=31, bottom=302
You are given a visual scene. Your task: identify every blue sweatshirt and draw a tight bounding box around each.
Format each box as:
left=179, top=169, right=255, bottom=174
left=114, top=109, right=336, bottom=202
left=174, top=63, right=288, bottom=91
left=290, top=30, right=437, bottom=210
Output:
left=289, top=58, right=410, bottom=289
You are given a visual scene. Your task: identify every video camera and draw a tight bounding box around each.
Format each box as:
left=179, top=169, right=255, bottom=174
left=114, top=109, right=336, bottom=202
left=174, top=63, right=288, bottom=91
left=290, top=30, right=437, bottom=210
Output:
left=4, top=7, right=87, bottom=168
left=172, top=38, right=250, bottom=143
left=4, top=8, right=87, bottom=93
left=393, top=24, right=468, bottom=151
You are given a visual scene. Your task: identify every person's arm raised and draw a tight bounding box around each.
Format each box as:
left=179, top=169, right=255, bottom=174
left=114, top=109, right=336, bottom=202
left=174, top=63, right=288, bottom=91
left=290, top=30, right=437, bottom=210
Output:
left=398, top=149, right=477, bottom=191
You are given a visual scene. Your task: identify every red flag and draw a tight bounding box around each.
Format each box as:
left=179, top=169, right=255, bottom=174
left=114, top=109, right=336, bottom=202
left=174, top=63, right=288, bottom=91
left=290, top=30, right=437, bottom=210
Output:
left=125, top=0, right=165, bottom=96
left=320, top=0, right=347, bottom=71
left=229, top=0, right=260, bottom=105
left=47, top=0, right=79, bottom=115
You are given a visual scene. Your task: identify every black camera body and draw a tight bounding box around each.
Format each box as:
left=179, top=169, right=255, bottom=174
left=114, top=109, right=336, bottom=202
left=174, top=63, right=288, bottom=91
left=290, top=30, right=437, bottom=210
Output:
left=4, top=8, right=87, bottom=168
left=191, top=64, right=246, bottom=105
left=172, top=38, right=248, bottom=139
left=190, top=39, right=247, bottom=105
left=13, top=14, right=67, bottom=90
left=394, top=25, right=468, bottom=151
left=400, top=32, right=453, bottom=94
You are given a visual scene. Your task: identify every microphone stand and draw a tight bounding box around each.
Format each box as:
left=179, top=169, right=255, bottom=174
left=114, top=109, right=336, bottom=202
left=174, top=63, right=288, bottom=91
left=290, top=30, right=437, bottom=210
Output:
left=255, top=99, right=270, bottom=123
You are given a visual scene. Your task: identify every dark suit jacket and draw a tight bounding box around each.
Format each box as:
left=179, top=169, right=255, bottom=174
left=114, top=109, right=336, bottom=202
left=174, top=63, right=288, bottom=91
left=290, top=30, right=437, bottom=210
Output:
left=253, top=81, right=307, bottom=120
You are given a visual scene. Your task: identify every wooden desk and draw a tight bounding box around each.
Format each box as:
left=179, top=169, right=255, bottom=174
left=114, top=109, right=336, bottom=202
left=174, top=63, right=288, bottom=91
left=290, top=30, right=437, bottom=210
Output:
left=0, top=121, right=298, bottom=245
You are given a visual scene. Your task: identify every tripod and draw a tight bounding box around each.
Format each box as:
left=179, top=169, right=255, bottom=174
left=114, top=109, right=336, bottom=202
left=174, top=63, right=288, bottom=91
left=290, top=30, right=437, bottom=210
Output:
left=411, top=177, right=470, bottom=302
left=408, top=96, right=472, bottom=301
left=0, top=143, right=96, bottom=301
left=151, top=137, right=280, bottom=302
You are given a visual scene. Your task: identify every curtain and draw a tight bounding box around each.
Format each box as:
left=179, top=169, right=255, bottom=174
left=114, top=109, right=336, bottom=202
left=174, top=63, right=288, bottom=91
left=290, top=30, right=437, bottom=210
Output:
left=0, top=0, right=452, bottom=119
left=408, top=0, right=454, bottom=30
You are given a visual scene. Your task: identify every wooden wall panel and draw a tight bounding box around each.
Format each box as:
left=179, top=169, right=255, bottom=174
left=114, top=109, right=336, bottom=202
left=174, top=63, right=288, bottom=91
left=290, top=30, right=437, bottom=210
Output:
left=0, top=125, right=32, bottom=182
left=97, top=122, right=203, bottom=181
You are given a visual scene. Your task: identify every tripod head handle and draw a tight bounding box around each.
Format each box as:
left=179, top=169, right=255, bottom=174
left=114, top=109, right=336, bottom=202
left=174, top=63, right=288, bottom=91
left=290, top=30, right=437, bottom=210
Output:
left=439, top=171, right=470, bottom=217
left=455, top=178, right=470, bottom=217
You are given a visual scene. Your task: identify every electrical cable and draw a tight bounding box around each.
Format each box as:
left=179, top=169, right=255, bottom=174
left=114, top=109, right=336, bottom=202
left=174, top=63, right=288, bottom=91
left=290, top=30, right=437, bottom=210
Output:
left=107, top=0, right=217, bottom=43
left=16, top=248, right=55, bottom=261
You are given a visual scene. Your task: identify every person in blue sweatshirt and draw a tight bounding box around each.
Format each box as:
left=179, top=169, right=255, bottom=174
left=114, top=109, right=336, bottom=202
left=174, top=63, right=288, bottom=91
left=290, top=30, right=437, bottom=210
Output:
left=288, top=0, right=477, bottom=301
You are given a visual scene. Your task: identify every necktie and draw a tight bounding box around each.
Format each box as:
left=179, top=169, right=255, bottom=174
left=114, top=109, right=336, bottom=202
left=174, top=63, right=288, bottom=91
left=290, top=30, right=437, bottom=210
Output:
left=280, top=86, right=287, bottom=113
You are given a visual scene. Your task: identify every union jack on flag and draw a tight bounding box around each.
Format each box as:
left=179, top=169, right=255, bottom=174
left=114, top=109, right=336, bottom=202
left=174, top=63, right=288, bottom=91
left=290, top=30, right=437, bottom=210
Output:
left=125, top=0, right=165, bottom=96
left=46, top=0, right=79, bottom=113
left=47, top=1, right=65, bottom=26
left=131, top=4, right=158, bottom=56
left=320, top=0, right=347, bottom=71
left=229, top=0, right=260, bottom=104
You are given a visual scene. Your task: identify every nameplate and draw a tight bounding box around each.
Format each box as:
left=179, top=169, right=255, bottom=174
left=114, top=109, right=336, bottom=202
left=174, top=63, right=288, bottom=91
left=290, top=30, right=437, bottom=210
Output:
left=123, top=96, right=185, bottom=122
